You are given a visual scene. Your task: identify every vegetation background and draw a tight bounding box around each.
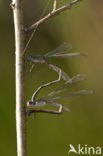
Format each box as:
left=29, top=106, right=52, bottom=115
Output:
left=0, top=0, right=103, bottom=155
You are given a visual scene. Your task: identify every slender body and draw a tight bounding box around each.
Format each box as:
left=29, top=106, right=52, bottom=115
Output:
left=27, top=71, right=92, bottom=115
left=28, top=43, right=85, bottom=81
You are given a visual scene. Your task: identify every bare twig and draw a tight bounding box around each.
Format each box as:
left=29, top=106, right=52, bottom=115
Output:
left=11, top=0, right=27, bottom=156
left=25, top=0, right=82, bottom=33
left=22, top=0, right=51, bottom=56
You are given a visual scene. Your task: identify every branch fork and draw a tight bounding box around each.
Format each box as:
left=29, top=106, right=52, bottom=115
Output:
left=24, top=0, right=83, bottom=33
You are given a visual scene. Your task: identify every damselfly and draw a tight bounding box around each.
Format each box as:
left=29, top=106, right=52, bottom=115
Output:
left=28, top=43, right=85, bottom=81
left=27, top=70, right=92, bottom=115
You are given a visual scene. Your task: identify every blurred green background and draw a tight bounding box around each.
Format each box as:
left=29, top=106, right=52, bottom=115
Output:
left=0, top=0, right=103, bottom=155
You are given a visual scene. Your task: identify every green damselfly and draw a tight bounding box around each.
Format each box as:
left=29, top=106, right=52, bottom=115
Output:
left=27, top=70, right=92, bottom=115
left=28, top=43, right=85, bottom=81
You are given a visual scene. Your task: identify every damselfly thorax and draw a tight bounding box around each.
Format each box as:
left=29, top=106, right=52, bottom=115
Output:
left=27, top=99, right=49, bottom=108
left=28, top=55, right=47, bottom=63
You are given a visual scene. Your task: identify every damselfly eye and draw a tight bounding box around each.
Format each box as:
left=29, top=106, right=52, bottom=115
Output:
left=27, top=101, right=36, bottom=107
left=28, top=101, right=33, bottom=105
left=28, top=55, right=33, bottom=61
left=27, top=101, right=33, bottom=107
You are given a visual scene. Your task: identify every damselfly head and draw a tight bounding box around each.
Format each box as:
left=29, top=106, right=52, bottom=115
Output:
left=28, top=55, right=33, bottom=61
left=27, top=101, right=36, bottom=107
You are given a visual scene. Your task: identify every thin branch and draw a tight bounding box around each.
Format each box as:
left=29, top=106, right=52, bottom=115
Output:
left=11, top=0, right=27, bottom=156
left=25, top=0, right=83, bottom=33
